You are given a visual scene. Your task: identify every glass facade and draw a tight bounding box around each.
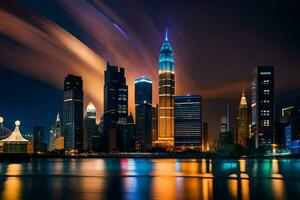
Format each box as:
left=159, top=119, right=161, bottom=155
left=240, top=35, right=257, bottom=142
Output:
left=174, top=95, right=202, bottom=151
left=63, top=74, right=84, bottom=151
left=135, top=77, right=152, bottom=151
left=251, top=66, right=274, bottom=148
left=158, top=29, right=175, bottom=148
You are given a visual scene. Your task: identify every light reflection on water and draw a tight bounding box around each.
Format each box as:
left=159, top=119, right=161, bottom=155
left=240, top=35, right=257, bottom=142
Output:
left=0, top=158, right=299, bottom=200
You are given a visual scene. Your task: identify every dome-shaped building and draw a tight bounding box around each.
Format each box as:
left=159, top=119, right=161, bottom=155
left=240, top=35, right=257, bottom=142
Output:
left=1, top=120, right=28, bottom=153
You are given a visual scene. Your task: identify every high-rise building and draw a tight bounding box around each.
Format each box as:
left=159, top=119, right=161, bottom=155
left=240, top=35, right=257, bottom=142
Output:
left=84, top=102, right=98, bottom=152
left=34, top=126, right=46, bottom=152
left=237, top=91, right=248, bottom=147
left=157, top=28, right=175, bottom=148
left=202, top=122, right=209, bottom=151
left=49, top=113, right=63, bottom=151
left=63, top=74, right=84, bottom=151
left=219, top=106, right=233, bottom=149
left=135, top=77, right=152, bottom=151
left=152, top=105, right=158, bottom=143
left=219, top=116, right=233, bottom=148
left=103, top=62, right=128, bottom=151
left=118, top=114, right=136, bottom=152
left=174, top=95, right=202, bottom=151
left=251, top=66, right=274, bottom=148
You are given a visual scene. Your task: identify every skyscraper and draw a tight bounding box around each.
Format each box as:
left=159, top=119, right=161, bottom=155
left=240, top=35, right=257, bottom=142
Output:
left=49, top=113, right=63, bottom=151
left=103, top=62, right=128, bottom=151
left=157, top=28, right=175, bottom=148
left=84, top=102, right=98, bottom=152
left=33, top=126, right=46, bottom=152
left=237, top=91, right=248, bottom=147
left=152, top=105, right=158, bottom=143
left=174, top=95, right=202, bottom=151
left=251, top=66, right=274, bottom=148
left=135, top=77, right=152, bottom=151
left=219, top=106, right=233, bottom=149
left=63, top=74, right=84, bottom=151
left=202, top=122, right=209, bottom=151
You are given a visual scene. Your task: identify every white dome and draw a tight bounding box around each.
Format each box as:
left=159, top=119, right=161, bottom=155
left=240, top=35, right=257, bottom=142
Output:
left=1, top=120, right=28, bottom=143
left=87, top=102, right=96, bottom=112
left=0, top=117, right=3, bottom=124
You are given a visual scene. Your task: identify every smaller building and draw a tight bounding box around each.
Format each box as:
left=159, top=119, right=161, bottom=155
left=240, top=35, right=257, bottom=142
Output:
left=174, top=95, right=202, bottom=151
left=1, top=121, right=28, bottom=153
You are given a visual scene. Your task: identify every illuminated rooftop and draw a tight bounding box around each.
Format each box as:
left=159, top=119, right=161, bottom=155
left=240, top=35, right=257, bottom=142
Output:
left=1, top=121, right=28, bottom=143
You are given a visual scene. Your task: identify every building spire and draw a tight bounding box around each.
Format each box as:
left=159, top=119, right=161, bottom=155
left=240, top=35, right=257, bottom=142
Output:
left=165, top=27, right=168, bottom=41
left=56, top=113, right=60, bottom=122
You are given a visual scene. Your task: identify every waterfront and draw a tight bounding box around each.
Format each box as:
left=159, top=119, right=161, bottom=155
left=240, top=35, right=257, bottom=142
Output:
left=0, top=158, right=300, bottom=200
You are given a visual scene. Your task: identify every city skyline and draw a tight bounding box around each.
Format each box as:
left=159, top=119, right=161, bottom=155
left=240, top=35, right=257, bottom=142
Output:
left=1, top=0, right=300, bottom=145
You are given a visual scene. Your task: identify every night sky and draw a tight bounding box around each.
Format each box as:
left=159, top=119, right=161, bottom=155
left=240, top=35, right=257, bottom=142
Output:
left=1, top=0, right=300, bottom=144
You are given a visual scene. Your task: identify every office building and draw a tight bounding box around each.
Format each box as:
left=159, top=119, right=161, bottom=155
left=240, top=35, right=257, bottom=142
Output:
left=63, top=74, right=84, bottom=151
left=174, top=95, right=202, bottom=151
left=49, top=113, right=63, bottom=151
left=34, top=126, right=46, bottom=152
left=157, top=28, right=175, bottom=148
left=103, top=62, right=128, bottom=151
left=202, top=122, right=209, bottom=151
left=251, top=66, right=274, bottom=148
left=152, top=105, right=158, bottom=143
left=135, top=77, right=152, bottom=151
left=84, top=102, right=99, bottom=152
left=237, top=91, right=248, bottom=147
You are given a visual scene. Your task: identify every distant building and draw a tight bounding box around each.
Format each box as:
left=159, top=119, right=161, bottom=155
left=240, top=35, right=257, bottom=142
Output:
left=63, top=74, right=84, bottom=151
left=23, top=134, right=34, bottom=153
left=49, top=113, right=63, bottom=151
left=152, top=105, right=158, bottom=143
left=103, top=62, right=128, bottom=151
left=34, top=126, right=47, bottom=152
left=251, top=66, right=274, bottom=148
left=281, top=106, right=300, bottom=153
left=174, top=95, right=202, bottom=151
left=219, top=107, right=233, bottom=149
left=1, top=121, right=28, bottom=153
left=237, top=91, right=248, bottom=147
left=84, top=102, right=99, bottom=152
left=118, top=114, right=136, bottom=152
left=157, top=29, right=175, bottom=148
left=135, top=77, right=152, bottom=151
left=202, top=122, right=209, bottom=151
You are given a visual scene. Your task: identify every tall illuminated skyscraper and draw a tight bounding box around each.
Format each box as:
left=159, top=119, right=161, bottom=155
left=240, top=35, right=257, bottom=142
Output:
left=157, top=28, right=175, bottom=148
left=63, top=74, right=84, bottom=151
left=237, top=91, right=248, bottom=147
left=251, top=66, right=274, bottom=148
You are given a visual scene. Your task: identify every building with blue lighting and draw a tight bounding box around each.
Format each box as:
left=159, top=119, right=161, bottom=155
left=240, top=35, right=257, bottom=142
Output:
left=135, top=77, right=152, bottom=151
left=174, top=95, right=202, bottom=151
left=157, top=28, right=175, bottom=148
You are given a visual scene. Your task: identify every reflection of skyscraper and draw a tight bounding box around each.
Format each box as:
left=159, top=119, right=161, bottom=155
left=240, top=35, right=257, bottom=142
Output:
left=63, top=74, right=84, bottom=151
left=237, top=91, right=248, bottom=147
left=135, top=77, right=152, bottom=151
left=174, top=95, right=202, bottom=151
left=202, top=122, right=209, bottom=151
left=103, top=62, right=128, bottom=151
left=157, top=28, right=175, bottom=148
left=251, top=66, right=274, bottom=148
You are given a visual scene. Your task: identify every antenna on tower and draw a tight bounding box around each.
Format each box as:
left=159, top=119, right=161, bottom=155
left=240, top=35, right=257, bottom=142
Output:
left=165, top=27, right=168, bottom=41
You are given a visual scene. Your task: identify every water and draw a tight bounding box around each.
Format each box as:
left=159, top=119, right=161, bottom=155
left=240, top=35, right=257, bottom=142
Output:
left=0, top=158, right=300, bottom=200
